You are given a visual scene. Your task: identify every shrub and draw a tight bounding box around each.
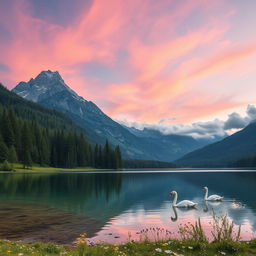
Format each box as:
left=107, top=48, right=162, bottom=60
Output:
left=211, top=214, right=241, bottom=242
left=178, top=218, right=208, bottom=243
left=0, top=160, right=13, bottom=171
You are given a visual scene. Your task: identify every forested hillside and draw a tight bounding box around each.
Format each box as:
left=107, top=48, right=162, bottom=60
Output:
left=176, top=121, right=256, bottom=167
left=12, top=70, right=218, bottom=162
left=0, top=84, right=122, bottom=169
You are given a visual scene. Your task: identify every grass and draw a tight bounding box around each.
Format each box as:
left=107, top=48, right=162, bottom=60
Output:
left=0, top=216, right=256, bottom=256
left=0, top=163, right=105, bottom=173
left=0, top=239, right=256, bottom=256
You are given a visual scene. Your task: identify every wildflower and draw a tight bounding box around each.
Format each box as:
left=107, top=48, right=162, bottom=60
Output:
left=155, top=248, right=162, bottom=252
left=18, top=254, right=24, bottom=256
left=162, top=243, right=168, bottom=246
left=75, top=233, right=87, bottom=246
left=220, top=252, right=226, bottom=255
left=164, top=250, right=173, bottom=254
left=188, top=246, right=193, bottom=250
left=114, top=247, right=119, bottom=251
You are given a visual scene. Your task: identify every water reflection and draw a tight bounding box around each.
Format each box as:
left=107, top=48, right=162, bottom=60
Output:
left=0, top=171, right=255, bottom=243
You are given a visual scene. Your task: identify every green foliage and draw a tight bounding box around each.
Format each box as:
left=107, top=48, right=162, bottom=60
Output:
left=178, top=218, right=208, bottom=243
left=7, top=146, right=18, bottom=163
left=0, top=160, right=12, bottom=171
left=0, top=239, right=255, bottom=256
left=211, top=214, right=241, bottom=242
left=0, top=140, right=8, bottom=162
left=0, top=84, right=123, bottom=169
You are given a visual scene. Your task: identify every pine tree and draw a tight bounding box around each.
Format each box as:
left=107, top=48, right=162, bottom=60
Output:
left=23, top=150, right=32, bottom=169
left=115, top=145, right=122, bottom=169
left=7, top=146, right=18, bottom=163
left=94, top=144, right=99, bottom=168
left=98, top=145, right=103, bottom=168
left=103, top=140, right=110, bottom=168
left=0, top=140, right=8, bottom=162
left=1, top=110, right=15, bottom=147
left=21, top=123, right=33, bottom=168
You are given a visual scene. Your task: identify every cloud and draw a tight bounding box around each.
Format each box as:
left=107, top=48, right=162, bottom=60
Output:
left=1, top=0, right=256, bottom=125
left=247, top=104, right=256, bottom=119
left=224, top=112, right=249, bottom=130
left=119, top=104, right=256, bottom=139
left=158, top=118, right=177, bottom=124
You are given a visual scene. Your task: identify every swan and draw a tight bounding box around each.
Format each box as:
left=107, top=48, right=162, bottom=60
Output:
left=203, top=186, right=223, bottom=201
left=169, top=191, right=197, bottom=208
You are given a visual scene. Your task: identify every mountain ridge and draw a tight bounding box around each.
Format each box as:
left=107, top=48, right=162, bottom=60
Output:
left=12, top=70, right=217, bottom=161
left=175, top=121, right=256, bottom=167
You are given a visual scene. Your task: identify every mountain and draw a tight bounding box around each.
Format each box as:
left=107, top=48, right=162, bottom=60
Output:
left=0, top=84, right=122, bottom=169
left=12, top=70, right=216, bottom=161
left=175, top=121, right=256, bottom=167
left=124, top=126, right=219, bottom=159
left=0, top=83, right=77, bottom=131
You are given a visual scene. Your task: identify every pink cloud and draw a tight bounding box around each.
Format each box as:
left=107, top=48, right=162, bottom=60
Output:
left=1, top=0, right=256, bottom=124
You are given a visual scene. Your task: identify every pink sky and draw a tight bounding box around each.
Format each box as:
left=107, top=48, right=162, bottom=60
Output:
left=1, top=0, right=256, bottom=125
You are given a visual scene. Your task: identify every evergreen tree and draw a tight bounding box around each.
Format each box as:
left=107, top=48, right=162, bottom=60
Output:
left=1, top=110, right=15, bottom=147
left=0, top=140, right=8, bottom=162
left=7, top=146, right=18, bottom=163
left=103, top=140, right=110, bottom=168
left=115, top=145, right=122, bottom=169
left=23, top=150, right=32, bottom=169
left=21, top=123, right=33, bottom=168
left=94, top=144, right=99, bottom=168
left=0, top=87, right=123, bottom=170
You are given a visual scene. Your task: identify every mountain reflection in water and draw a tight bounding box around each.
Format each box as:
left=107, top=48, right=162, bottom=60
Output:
left=0, top=171, right=255, bottom=244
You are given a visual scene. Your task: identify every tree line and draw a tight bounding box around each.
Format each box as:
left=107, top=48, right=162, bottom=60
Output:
left=123, top=159, right=176, bottom=168
left=0, top=108, right=122, bottom=169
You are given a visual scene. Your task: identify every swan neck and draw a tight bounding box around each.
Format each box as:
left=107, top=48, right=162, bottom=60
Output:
left=173, top=192, right=178, bottom=205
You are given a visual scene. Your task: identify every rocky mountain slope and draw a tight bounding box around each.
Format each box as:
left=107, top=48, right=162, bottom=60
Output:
left=13, top=70, right=216, bottom=161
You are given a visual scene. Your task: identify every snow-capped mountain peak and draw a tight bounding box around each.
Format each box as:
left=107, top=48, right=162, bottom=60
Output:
left=13, top=70, right=78, bottom=102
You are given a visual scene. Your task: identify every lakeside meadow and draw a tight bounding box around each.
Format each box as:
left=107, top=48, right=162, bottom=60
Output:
left=1, top=215, right=256, bottom=256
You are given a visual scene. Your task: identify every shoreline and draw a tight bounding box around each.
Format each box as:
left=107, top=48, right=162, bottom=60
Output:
left=1, top=164, right=256, bottom=174
left=0, top=238, right=256, bottom=256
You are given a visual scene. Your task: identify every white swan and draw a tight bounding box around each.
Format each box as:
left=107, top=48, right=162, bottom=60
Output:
left=203, top=187, right=223, bottom=201
left=170, top=191, right=197, bottom=208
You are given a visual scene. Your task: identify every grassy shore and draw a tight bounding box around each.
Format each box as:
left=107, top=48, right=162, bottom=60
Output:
left=0, top=163, right=105, bottom=173
left=1, top=216, right=256, bottom=255
left=0, top=239, right=256, bottom=256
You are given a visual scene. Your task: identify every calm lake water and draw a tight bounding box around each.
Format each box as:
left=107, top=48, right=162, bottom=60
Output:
left=0, top=170, right=255, bottom=244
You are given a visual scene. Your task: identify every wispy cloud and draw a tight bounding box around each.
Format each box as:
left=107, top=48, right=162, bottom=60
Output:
left=1, top=0, right=256, bottom=124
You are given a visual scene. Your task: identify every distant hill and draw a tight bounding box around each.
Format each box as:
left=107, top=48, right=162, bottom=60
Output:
left=12, top=70, right=218, bottom=161
left=175, top=121, right=256, bottom=167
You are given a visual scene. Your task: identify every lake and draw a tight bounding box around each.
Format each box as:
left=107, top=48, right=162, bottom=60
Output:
left=0, top=170, right=255, bottom=244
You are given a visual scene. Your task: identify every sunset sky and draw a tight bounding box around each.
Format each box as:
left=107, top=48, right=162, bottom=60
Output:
left=1, top=0, right=256, bottom=137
